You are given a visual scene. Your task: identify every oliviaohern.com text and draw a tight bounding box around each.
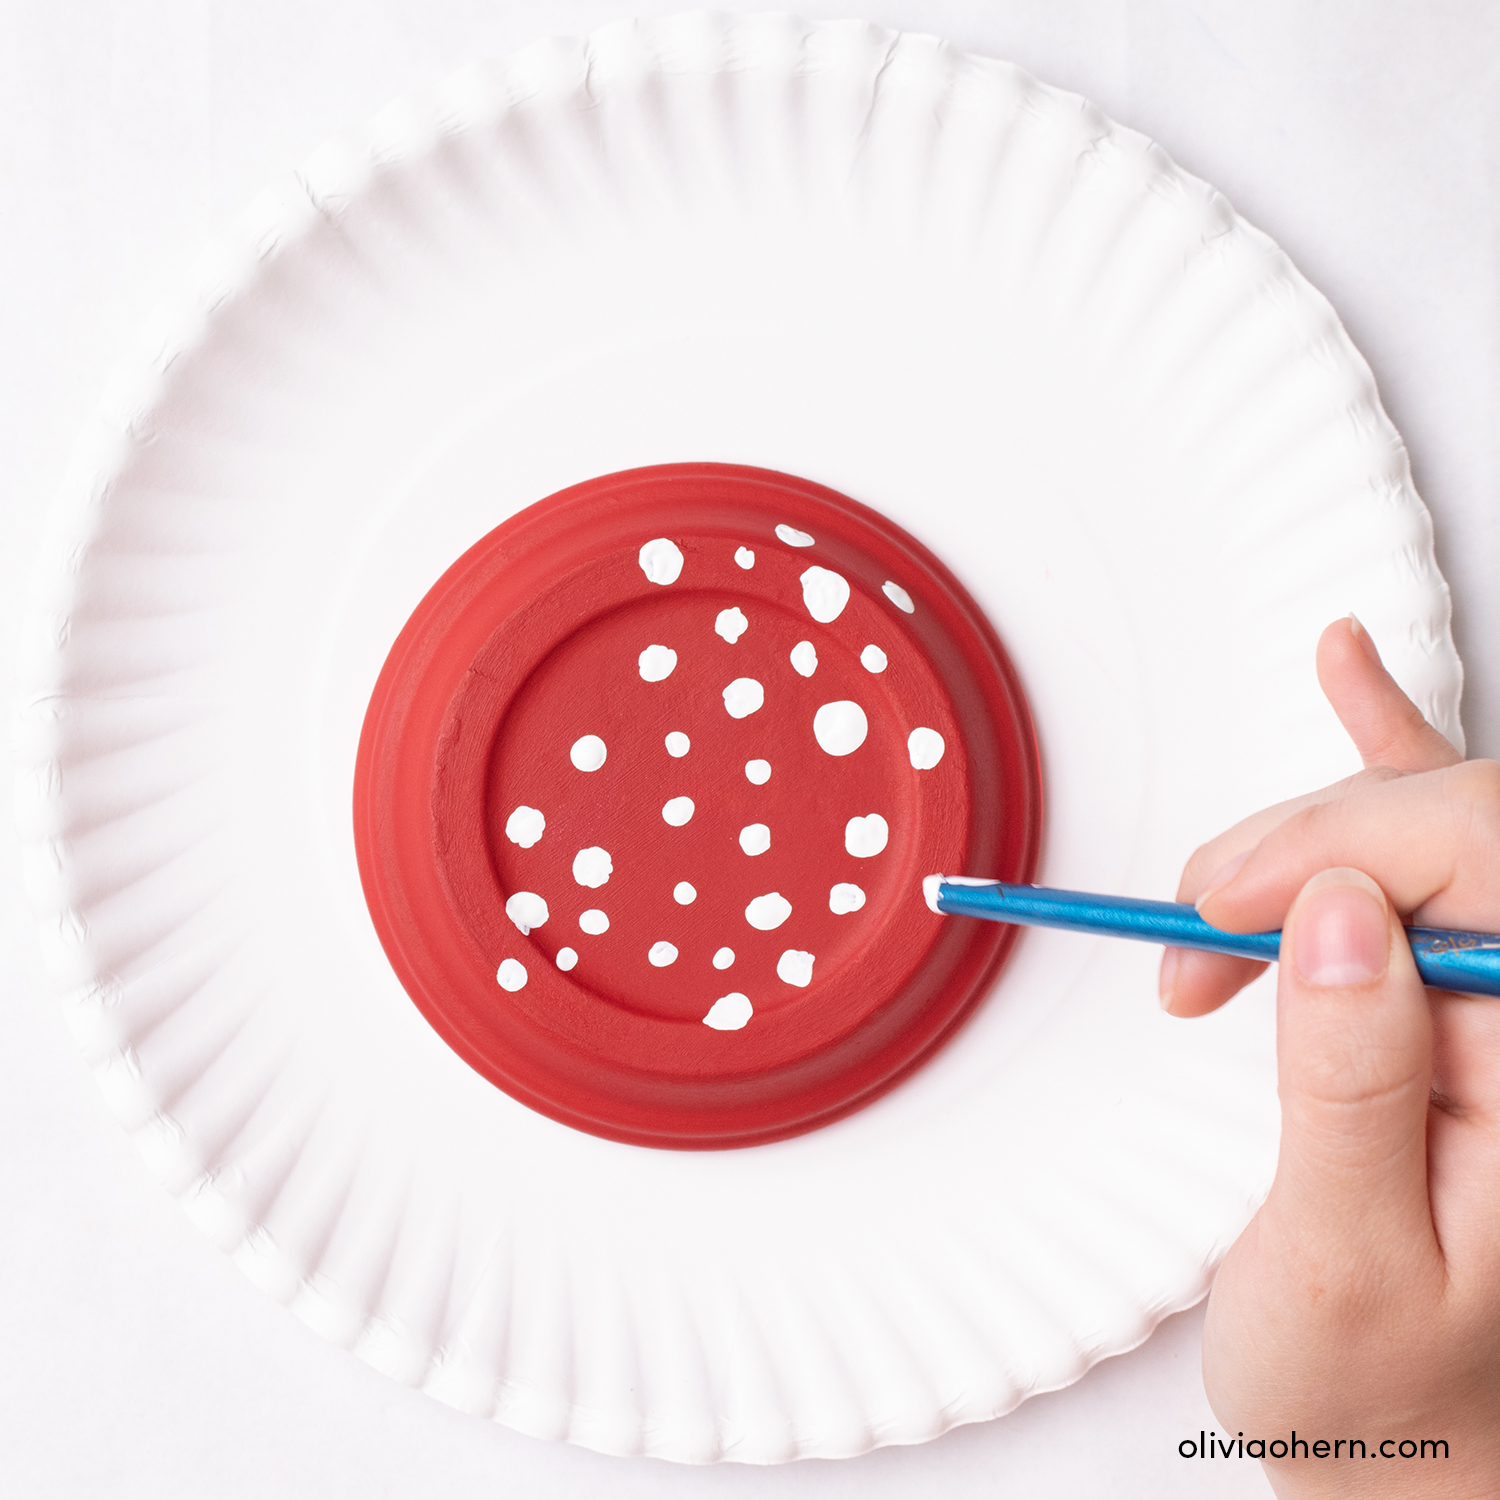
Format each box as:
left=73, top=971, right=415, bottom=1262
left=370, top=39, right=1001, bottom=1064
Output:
left=1180, top=1431, right=1448, bottom=1461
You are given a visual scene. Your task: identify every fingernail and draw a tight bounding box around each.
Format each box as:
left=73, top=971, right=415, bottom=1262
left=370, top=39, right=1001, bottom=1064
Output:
left=1347, top=613, right=1383, bottom=668
left=1158, top=947, right=1180, bottom=1010
left=1292, top=871, right=1390, bottom=988
left=1196, top=849, right=1251, bottom=908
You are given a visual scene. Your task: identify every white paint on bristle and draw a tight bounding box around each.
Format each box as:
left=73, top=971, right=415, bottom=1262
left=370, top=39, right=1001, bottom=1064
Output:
left=570, top=734, right=607, bottom=771
left=496, top=958, right=527, bottom=991
left=712, top=947, right=735, bottom=969
left=738, top=823, right=770, bottom=856
left=845, top=814, right=889, bottom=858
left=790, top=640, right=817, bottom=677
left=745, top=758, right=771, bottom=784
left=907, top=727, right=945, bottom=769
left=722, top=677, right=764, bottom=718
left=638, top=537, right=684, bottom=585
left=703, top=992, right=753, bottom=1030
left=775, top=524, right=814, bottom=547
left=715, top=607, right=748, bottom=643
left=922, top=875, right=944, bottom=914
left=572, top=846, right=612, bottom=888
left=662, top=796, right=695, bottom=826
left=813, top=700, right=868, bottom=756
left=505, top=891, right=549, bottom=934
left=673, top=881, right=697, bottom=904
left=860, top=644, right=887, bottom=673
left=734, top=546, right=754, bottom=569
left=579, top=909, right=609, bottom=935
left=665, top=731, right=690, bottom=757
left=556, top=947, right=578, bottom=971
left=648, top=941, right=678, bottom=967
left=745, top=892, right=792, bottom=930
left=883, top=580, right=914, bottom=613
left=829, top=883, right=866, bottom=914
left=505, top=805, right=545, bottom=848
left=777, top=950, right=815, bottom=987
left=638, top=644, right=678, bottom=681
left=799, top=566, right=850, bottom=623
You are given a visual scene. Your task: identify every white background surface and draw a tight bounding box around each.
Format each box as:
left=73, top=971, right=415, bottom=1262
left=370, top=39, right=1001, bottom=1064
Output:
left=3, top=3, right=1497, bottom=1495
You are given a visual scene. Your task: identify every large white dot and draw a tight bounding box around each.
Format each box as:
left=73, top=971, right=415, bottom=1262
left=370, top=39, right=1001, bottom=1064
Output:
left=734, top=546, right=755, bottom=569
left=715, top=607, right=748, bottom=643
left=665, top=731, right=690, bottom=757
left=800, top=565, right=850, bottom=624
left=712, top=947, right=735, bottom=969
left=579, top=909, right=609, bottom=935
left=504, top=891, right=549, bottom=935
left=572, top=846, right=613, bottom=888
left=775, top=523, right=815, bottom=547
left=639, top=537, right=684, bottom=585
left=790, top=640, right=818, bottom=677
left=776, top=950, right=815, bottom=987
left=648, top=941, right=679, bottom=967
left=505, top=805, right=545, bottom=848
left=662, top=796, right=695, bottom=826
left=638, top=644, right=678, bottom=681
left=496, top=958, right=527, bottom=991
left=703, top=992, right=753, bottom=1030
left=813, top=700, right=868, bottom=756
left=745, top=892, right=792, bottom=930
left=829, top=882, right=866, bottom=914
left=883, top=580, right=914, bottom=613
left=845, top=814, right=889, bottom=858
left=673, top=881, right=697, bottom=904
left=570, top=735, right=607, bottom=771
left=745, top=758, right=771, bottom=785
left=908, top=727, right=946, bottom=770
left=723, top=678, right=764, bottom=718
left=738, top=823, right=771, bottom=856
left=556, top=947, right=578, bottom=971
left=860, top=644, right=888, bottom=673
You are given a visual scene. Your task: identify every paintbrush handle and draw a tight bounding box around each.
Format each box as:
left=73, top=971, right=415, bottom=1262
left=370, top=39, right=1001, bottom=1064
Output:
left=929, top=880, right=1500, bottom=998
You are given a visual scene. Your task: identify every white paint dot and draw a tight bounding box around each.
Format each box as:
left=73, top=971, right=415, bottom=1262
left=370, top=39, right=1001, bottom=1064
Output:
left=505, top=891, right=549, bottom=935
left=745, top=758, right=771, bottom=785
left=799, top=566, right=850, bottom=624
left=579, top=909, right=609, bottom=935
left=572, top=846, right=613, bottom=888
left=722, top=677, right=764, bottom=718
left=745, top=892, right=792, bottom=930
left=860, top=644, right=888, bottom=673
left=790, top=640, right=818, bottom=677
left=649, top=941, right=679, bottom=967
left=776, top=523, right=815, bottom=547
left=776, top=950, right=815, bottom=987
left=662, top=796, right=695, bottom=826
left=639, top=537, right=684, bottom=585
left=570, top=735, right=607, bottom=771
left=712, top=947, right=735, bottom=969
left=715, top=607, right=748, bottom=643
left=829, top=882, right=866, bottom=914
left=505, top=805, right=546, bottom=848
left=735, top=546, right=755, bottom=569
left=813, top=700, right=868, bottom=756
left=496, top=958, right=528, bottom=991
left=638, top=644, right=678, bottom=681
left=556, top=947, right=578, bottom=972
left=703, top=992, right=753, bottom=1030
left=883, top=580, right=914, bottom=613
left=845, top=814, right=890, bottom=858
left=665, top=731, right=690, bottom=757
left=673, top=881, right=697, bottom=905
left=738, top=823, right=771, bottom=856
left=908, top=726, right=946, bottom=770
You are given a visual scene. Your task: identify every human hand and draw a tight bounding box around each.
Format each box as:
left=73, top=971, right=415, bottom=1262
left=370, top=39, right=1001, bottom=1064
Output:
left=1163, top=617, right=1500, bottom=1497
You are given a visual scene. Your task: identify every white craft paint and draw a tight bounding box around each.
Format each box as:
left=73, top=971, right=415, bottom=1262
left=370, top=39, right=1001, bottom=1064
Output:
left=799, top=566, right=850, bottom=624
left=570, top=734, right=607, bottom=771
left=638, top=644, right=678, bottom=681
left=556, top=947, right=579, bottom=971
left=745, top=758, right=771, bottom=785
left=907, top=727, right=945, bottom=769
left=505, top=805, right=545, bottom=848
left=649, top=941, right=679, bottom=967
left=715, top=607, right=748, bottom=643
left=723, top=678, right=764, bottom=718
left=739, top=823, right=771, bottom=856
left=703, top=992, right=753, bottom=1030
left=883, top=580, right=914, bottom=613
left=496, top=958, right=528, bottom=991
left=777, top=950, right=815, bottom=987
left=665, top=731, right=690, bottom=757
left=572, top=846, right=613, bottom=888
left=639, top=537, right=684, bottom=585
left=775, top=523, right=815, bottom=547
left=712, top=947, right=735, bottom=969
left=505, top=891, right=549, bottom=935
left=734, top=546, right=754, bottom=569
left=673, top=881, right=697, bottom=904
left=813, top=700, right=868, bottom=756
left=662, top=796, right=695, bottom=826
left=860, top=644, right=888, bottom=673
left=829, top=882, right=866, bottom=914
left=745, top=892, right=792, bottom=930
left=790, top=640, right=818, bottom=677
left=579, top=909, right=610, bottom=935
left=845, top=814, right=889, bottom=858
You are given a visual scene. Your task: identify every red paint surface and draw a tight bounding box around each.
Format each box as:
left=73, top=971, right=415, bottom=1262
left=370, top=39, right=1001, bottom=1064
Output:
left=353, top=465, right=1040, bottom=1148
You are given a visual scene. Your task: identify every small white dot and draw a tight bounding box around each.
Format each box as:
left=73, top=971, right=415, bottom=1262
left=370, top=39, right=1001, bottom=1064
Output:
left=638, top=644, right=678, bottom=681
left=712, top=947, right=735, bottom=969
left=505, top=891, right=549, bottom=935
left=829, top=882, right=866, bottom=914
left=570, top=735, right=607, bottom=771
left=738, top=823, right=771, bottom=856
left=776, top=950, right=815, bottom=987
left=745, top=892, right=792, bottom=930
left=662, top=796, right=695, bottom=826
left=639, top=537, right=684, bottom=585
left=883, top=580, right=914, bottom=613
left=745, top=758, right=771, bottom=785
left=723, top=677, right=764, bottom=718
left=790, top=640, right=818, bottom=677
left=572, top=846, right=613, bottom=888
left=907, top=726, right=946, bottom=770
left=775, top=523, right=815, bottom=547
left=496, top=958, right=527, bottom=991
left=715, top=606, right=748, bottom=643
left=579, top=909, right=609, bottom=935
left=505, top=805, right=546, bottom=848
left=703, top=992, right=753, bottom=1029
left=665, top=731, right=690, bottom=757
left=649, top=941, right=679, bottom=967
left=860, top=645, right=888, bottom=673
left=673, top=881, right=697, bottom=905
left=800, top=566, right=850, bottom=624
left=845, top=814, right=889, bottom=858
left=556, top=947, right=578, bottom=971
left=813, top=700, right=868, bottom=756
left=735, top=546, right=755, bottom=569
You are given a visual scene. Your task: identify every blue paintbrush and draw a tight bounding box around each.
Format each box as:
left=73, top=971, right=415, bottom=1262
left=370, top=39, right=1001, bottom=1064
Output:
left=923, top=877, right=1500, bottom=997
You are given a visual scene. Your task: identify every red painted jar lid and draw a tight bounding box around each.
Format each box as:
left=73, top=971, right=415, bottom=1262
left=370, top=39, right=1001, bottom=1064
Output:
left=354, top=464, right=1041, bottom=1148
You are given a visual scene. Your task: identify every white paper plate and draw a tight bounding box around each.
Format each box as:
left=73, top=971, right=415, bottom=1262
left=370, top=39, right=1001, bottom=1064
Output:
left=13, top=11, right=1461, bottom=1464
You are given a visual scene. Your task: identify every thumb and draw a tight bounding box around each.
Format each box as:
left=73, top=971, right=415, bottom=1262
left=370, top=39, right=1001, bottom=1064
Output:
left=1266, top=867, right=1435, bottom=1257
